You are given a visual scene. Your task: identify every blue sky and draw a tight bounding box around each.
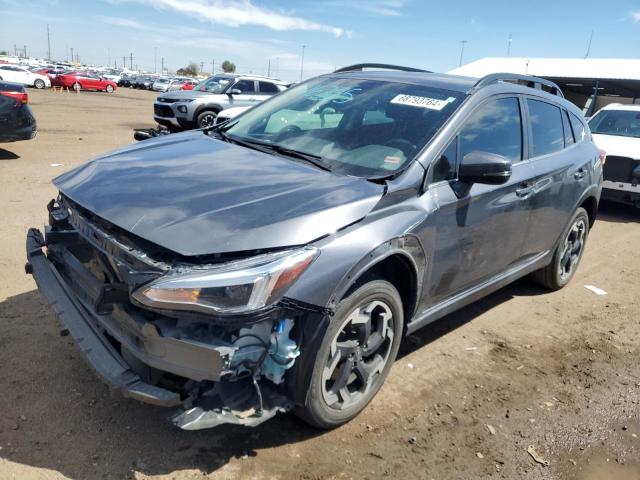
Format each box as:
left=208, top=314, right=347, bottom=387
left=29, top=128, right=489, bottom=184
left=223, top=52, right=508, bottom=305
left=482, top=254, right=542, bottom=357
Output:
left=1, top=0, right=640, bottom=81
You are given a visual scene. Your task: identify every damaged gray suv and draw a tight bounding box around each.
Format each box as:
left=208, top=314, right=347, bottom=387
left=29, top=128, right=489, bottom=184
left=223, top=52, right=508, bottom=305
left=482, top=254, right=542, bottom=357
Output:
left=26, top=64, right=602, bottom=430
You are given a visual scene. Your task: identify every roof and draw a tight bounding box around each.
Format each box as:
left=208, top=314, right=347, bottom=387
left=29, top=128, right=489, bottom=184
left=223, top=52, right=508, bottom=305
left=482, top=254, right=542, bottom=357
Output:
left=329, top=70, right=478, bottom=93
left=449, top=57, right=640, bottom=81
left=599, top=103, right=640, bottom=111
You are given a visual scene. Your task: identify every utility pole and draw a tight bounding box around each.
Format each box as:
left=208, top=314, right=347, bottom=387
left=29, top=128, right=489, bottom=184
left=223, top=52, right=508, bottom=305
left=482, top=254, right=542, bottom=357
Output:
left=123, top=56, right=126, bottom=69
left=154, top=47, right=157, bottom=73
left=300, top=45, right=306, bottom=81
left=46, top=24, right=51, bottom=61
left=129, top=52, right=133, bottom=70
left=200, top=61, right=204, bottom=73
left=161, top=57, right=165, bottom=74
left=70, top=47, right=74, bottom=64
left=267, top=58, right=271, bottom=77
left=24, top=45, right=27, bottom=58
left=108, top=48, right=110, bottom=67
left=584, top=29, right=594, bottom=58
left=507, top=33, right=512, bottom=57
left=211, top=59, right=215, bottom=74
left=458, top=40, right=467, bottom=67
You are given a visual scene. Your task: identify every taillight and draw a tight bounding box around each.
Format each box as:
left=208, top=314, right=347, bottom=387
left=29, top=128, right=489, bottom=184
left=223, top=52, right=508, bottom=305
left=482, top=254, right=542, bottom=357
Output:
left=598, top=149, right=606, bottom=165
left=0, top=90, right=28, bottom=105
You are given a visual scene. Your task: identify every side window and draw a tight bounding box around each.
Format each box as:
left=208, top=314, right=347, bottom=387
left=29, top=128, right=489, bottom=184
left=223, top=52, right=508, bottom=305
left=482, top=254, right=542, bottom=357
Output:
left=233, top=80, right=256, bottom=93
left=258, top=81, right=279, bottom=94
left=460, top=97, right=522, bottom=162
left=527, top=99, right=564, bottom=157
left=569, top=112, right=587, bottom=142
left=432, top=139, right=457, bottom=183
left=562, top=110, right=575, bottom=147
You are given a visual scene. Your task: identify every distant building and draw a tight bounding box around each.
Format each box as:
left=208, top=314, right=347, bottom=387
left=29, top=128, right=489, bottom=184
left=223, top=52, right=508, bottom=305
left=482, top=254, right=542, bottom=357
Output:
left=449, top=57, right=640, bottom=115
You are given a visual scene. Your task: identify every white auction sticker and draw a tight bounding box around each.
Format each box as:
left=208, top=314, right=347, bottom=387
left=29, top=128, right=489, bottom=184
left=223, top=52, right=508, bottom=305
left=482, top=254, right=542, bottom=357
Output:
left=390, top=94, right=454, bottom=110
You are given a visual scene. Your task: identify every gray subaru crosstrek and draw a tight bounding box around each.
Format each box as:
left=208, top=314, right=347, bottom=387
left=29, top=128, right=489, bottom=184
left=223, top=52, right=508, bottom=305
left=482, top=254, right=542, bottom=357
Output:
left=26, top=64, right=602, bottom=430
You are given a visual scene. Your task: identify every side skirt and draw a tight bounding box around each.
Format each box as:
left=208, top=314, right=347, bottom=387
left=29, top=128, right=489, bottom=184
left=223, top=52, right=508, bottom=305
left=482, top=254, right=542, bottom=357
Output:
left=406, top=251, right=551, bottom=335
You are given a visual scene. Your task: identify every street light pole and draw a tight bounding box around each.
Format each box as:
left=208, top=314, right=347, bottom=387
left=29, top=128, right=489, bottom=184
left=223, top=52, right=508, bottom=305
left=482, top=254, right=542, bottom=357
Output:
left=459, top=40, right=467, bottom=67
left=300, top=45, right=306, bottom=81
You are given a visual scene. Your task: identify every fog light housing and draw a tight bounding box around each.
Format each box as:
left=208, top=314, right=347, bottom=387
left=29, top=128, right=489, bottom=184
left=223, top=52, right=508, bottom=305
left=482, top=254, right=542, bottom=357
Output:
left=177, top=105, right=188, bottom=113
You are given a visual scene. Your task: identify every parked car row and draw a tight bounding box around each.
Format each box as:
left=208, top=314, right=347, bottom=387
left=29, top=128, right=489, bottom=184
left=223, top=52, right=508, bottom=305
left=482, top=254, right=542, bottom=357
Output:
left=0, top=65, right=50, bottom=89
left=119, top=74, right=197, bottom=91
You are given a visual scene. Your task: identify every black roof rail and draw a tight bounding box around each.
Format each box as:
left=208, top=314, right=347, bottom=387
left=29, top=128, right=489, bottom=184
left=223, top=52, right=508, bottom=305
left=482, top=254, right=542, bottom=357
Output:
left=473, top=73, right=564, bottom=98
left=335, top=63, right=432, bottom=74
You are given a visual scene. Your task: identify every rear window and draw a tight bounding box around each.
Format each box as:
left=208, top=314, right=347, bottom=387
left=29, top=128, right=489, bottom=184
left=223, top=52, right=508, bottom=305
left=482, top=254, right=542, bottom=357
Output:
left=570, top=112, right=588, bottom=142
left=562, top=110, right=574, bottom=146
left=527, top=99, right=564, bottom=157
left=259, top=81, right=279, bottom=94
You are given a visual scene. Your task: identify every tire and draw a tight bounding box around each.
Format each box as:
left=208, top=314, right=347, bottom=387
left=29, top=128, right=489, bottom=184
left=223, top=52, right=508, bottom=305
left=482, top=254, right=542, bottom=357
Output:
left=105, top=84, right=114, bottom=93
left=34, top=79, right=45, bottom=89
left=531, top=207, right=590, bottom=290
left=72, top=82, right=81, bottom=92
left=295, top=279, right=404, bottom=429
left=196, top=110, right=218, bottom=129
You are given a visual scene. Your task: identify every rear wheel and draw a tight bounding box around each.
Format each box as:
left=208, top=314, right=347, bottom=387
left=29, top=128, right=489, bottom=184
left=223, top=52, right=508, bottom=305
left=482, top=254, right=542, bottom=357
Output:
left=531, top=207, right=589, bottom=290
left=34, top=79, right=45, bottom=89
left=295, top=280, right=403, bottom=429
left=196, top=110, right=218, bottom=129
left=73, top=82, right=81, bottom=92
left=105, top=84, right=114, bottom=93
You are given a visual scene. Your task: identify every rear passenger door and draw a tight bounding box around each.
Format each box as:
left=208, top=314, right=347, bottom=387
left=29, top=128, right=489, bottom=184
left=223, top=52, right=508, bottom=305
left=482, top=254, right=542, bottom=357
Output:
left=423, top=96, right=534, bottom=303
left=520, top=98, right=593, bottom=257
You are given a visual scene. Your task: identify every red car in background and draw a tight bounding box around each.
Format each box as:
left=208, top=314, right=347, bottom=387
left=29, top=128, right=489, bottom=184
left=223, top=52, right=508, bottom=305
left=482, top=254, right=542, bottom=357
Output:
left=53, top=72, right=117, bottom=93
left=181, top=80, right=197, bottom=90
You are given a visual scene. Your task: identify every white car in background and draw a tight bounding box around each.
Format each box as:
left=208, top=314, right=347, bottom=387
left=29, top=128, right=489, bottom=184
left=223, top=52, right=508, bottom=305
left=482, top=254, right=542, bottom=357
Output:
left=213, top=105, right=252, bottom=125
left=589, top=103, right=640, bottom=208
left=0, top=65, right=51, bottom=89
left=151, top=78, right=173, bottom=92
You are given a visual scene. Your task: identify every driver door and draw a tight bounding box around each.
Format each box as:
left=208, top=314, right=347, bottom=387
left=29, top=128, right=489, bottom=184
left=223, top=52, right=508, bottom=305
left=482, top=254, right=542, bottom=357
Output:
left=419, top=96, right=534, bottom=306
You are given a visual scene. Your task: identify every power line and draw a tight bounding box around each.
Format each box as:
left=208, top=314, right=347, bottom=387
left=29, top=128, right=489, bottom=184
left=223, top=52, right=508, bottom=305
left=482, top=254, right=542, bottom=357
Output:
left=507, top=33, right=512, bottom=57
left=459, top=40, right=467, bottom=67
left=584, top=29, right=594, bottom=58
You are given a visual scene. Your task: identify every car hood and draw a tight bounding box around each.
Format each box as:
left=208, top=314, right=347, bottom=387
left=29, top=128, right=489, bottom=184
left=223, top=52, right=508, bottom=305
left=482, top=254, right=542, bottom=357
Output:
left=53, top=132, right=384, bottom=256
left=592, top=133, right=640, bottom=160
left=157, top=90, right=221, bottom=101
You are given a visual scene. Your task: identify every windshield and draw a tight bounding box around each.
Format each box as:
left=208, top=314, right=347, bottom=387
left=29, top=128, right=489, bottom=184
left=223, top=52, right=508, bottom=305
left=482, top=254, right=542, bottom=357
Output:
left=194, top=75, right=232, bottom=93
left=222, top=76, right=465, bottom=178
left=589, top=110, right=640, bottom=138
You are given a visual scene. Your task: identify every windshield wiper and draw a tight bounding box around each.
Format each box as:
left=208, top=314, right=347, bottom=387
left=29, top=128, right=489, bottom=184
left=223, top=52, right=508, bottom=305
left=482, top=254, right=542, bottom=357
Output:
left=264, top=144, right=332, bottom=172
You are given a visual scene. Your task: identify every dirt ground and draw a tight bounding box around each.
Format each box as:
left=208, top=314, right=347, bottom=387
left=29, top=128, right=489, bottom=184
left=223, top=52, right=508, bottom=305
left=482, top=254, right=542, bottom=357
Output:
left=0, top=88, right=639, bottom=480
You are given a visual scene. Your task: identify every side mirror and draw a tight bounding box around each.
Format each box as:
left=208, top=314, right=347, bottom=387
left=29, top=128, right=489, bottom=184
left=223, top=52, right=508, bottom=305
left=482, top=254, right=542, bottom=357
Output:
left=229, top=88, right=242, bottom=95
left=459, top=151, right=512, bottom=185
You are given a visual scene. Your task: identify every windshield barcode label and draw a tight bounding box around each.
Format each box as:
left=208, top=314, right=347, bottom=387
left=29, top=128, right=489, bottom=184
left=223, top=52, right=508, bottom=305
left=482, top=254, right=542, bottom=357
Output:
left=390, top=94, right=452, bottom=110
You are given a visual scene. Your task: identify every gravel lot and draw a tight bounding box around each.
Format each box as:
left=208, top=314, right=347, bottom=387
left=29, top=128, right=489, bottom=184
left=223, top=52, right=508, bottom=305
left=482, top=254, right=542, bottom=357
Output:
left=1, top=88, right=639, bottom=480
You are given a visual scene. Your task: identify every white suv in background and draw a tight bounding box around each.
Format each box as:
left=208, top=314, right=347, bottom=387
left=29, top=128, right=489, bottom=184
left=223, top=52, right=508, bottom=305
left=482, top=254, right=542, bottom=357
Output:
left=589, top=103, right=640, bottom=207
left=153, top=74, right=288, bottom=130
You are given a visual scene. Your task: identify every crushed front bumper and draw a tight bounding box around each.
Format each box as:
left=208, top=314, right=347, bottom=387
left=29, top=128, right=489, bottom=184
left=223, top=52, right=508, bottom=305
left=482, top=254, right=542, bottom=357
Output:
left=25, top=227, right=300, bottom=429
left=26, top=228, right=182, bottom=407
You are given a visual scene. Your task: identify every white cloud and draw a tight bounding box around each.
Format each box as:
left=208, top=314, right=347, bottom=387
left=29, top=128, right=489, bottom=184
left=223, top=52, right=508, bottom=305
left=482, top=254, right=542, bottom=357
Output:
left=632, top=10, right=640, bottom=23
left=314, top=0, right=405, bottom=17
left=108, top=0, right=349, bottom=37
left=96, top=15, right=147, bottom=29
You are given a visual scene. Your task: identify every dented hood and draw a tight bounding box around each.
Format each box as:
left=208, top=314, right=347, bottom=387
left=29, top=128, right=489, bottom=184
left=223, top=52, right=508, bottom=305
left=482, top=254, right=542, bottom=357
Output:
left=54, top=132, right=384, bottom=256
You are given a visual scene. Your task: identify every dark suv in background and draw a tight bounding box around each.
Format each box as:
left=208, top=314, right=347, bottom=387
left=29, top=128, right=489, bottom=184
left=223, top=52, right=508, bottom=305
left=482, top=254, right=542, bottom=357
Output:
left=26, top=64, right=601, bottom=431
left=0, top=81, right=36, bottom=143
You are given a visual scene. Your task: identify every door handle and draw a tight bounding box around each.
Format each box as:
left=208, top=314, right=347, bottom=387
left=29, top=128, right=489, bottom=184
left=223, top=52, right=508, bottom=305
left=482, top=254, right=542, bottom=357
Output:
left=516, top=183, right=534, bottom=198
left=574, top=168, right=586, bottom=180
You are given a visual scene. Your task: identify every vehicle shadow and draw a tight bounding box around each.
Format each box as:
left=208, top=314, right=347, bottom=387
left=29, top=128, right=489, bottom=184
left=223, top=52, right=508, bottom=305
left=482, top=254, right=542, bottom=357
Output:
left=596, top=200, right=639, bottom=223
left=0, top=148, right=20, bottom=160
left=399, top=276, right=546, bottom=357
left=0, top=280, right=544, bottom=478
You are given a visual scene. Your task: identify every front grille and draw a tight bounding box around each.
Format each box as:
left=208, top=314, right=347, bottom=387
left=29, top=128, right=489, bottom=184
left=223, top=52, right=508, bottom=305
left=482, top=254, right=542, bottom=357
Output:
left=604, top=156, right=639, bottom=183
left=157, top=97, right=181, bottom=104
left=154, top=104, right=174, bottom=118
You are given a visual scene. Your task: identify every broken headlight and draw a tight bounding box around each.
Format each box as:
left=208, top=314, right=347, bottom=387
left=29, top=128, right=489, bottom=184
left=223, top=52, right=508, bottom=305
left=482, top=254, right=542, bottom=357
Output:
left=132, top=247, right=318, bottom=315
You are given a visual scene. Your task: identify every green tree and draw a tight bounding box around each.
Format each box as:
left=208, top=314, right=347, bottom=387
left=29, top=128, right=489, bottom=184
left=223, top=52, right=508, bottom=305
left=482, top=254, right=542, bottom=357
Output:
left=0, top=51, right=7, bottom=56
left=177, top=62, right=199, bottom=77
left=222, top=60, right=236, bottom=73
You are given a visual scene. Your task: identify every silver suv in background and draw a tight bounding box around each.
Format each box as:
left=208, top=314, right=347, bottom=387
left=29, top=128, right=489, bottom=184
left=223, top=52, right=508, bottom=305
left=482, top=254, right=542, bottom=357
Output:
left=153, top=74, right=288, bottom=130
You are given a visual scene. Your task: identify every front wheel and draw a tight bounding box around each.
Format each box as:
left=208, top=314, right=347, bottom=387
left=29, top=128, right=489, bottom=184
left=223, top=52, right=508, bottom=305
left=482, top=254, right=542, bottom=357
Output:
left=34, top=79, right=45, bottom=89
left=72, top=82, right=81, bottom=92
left=196, top=110, right=218, bottom=129
left=531, top=207, right=590, bottom=290
left=105, top=84, right=114, bottom=93
left=295, top=279, right=404, bottom=429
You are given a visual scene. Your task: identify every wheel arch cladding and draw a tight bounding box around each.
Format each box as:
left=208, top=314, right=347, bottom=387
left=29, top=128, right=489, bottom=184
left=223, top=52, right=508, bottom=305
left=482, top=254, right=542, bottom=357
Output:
left=331, top=236, right=425, bottom=325
left=580, top=196, right=598, bottom=227
left=195, top=104, right=222, bottom=117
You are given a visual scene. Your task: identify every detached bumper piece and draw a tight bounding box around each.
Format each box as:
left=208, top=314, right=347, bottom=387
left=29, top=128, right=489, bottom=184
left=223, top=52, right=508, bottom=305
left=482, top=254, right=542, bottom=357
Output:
left=602, top=155, right=640, bottom=207
left=26, top=228, right=181, bottom=407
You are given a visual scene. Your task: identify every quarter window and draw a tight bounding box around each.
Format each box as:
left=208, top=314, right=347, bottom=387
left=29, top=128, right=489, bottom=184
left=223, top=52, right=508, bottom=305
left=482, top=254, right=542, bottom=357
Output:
left=562, top=110, right=575, bottom=147
left=460, top=97, right=522, bottom=162
left=570, top=112, right=587, bottom=142
left=527, top=99, right=564, bottom=157
left=432, top=139, right=457, bottom=182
